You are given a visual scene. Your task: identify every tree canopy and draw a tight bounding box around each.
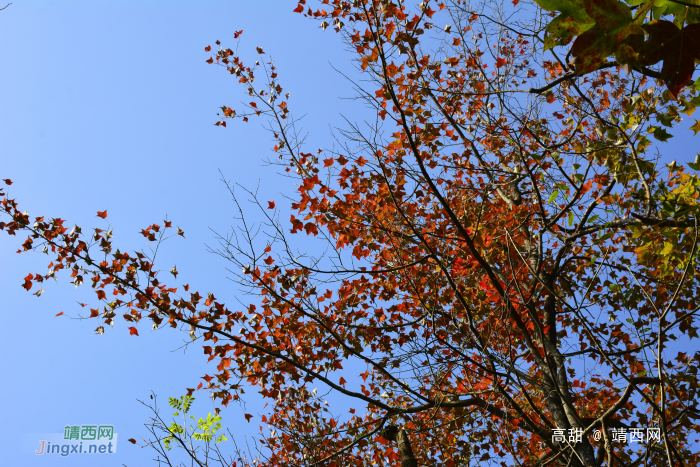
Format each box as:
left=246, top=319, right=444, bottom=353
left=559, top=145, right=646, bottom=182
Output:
left=3, top=1, right=700, bottom=466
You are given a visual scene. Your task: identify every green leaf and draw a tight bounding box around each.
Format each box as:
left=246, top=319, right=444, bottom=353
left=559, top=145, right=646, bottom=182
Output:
left=635, top=134, right=652, bottom=152
left=652, top=126, right=673, bottom=142
left=657, top=113, right=675, bottom=127
left=570, top=0, right=642, bottom=74
left=587, top=215, right=600, bottom=223
left=652, top=2, right=668, bottom=20
left=535, top=0, right=596, bottom=51
left=568, top=211, right=574, bottom=226
left=548, top=190, right=559, bottom=203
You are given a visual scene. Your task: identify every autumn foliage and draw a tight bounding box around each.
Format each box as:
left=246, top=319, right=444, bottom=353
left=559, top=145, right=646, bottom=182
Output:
left=3, top=1, right=700, bottom=466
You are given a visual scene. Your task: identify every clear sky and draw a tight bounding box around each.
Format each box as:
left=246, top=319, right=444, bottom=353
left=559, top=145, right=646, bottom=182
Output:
left=0, top=1, right=365, bottom=465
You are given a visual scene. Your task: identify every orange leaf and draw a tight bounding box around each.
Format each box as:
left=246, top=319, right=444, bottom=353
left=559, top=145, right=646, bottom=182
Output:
left=205, top=45, right=212, bottom=52
left=22, top=273, right=33, bottom=291
left=304, top=222, right=319, bottom=236
left=96, top=210, right=108, bottom=219
left=580, top=179, right=593, bottom=196
left=244, top=413, right=253, bottom=422
left=55, top=311, right=64, bottom=317
left=128, top=327, right=139, bottom=336
left=128, top=438, right=136, bottom=444
left=267, top=201, right=276, bottom=209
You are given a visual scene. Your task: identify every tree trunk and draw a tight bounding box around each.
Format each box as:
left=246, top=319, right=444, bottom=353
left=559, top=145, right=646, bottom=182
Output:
left=383, top=425, right=418, bottom=467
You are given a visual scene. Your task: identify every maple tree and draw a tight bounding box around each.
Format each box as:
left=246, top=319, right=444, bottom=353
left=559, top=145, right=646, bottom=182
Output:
left=3, top=1, right=700, bottom=466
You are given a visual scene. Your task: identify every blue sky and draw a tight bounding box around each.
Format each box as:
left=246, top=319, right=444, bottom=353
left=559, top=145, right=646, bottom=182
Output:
left=0, top=1, right=364, bottom=465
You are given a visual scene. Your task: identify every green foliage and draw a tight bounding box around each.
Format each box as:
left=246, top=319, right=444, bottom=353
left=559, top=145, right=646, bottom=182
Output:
left=163, top=395, right=228, bottom=451
left=192, top=412, right=227, bottom=444
left=168, top=394, right=195, bottom=415
left=535, top=0, right=700, bottom=96
left=647, top=125, right=673, bottom=142
left=537, top=0, right=595, bottom=51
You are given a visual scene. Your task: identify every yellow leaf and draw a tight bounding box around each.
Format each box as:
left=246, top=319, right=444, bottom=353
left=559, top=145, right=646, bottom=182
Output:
left=631, top=226, right=648, bottom=239
left=690, top=120, right=700, bottom=135
left=680, top=99, right=696, bottom=117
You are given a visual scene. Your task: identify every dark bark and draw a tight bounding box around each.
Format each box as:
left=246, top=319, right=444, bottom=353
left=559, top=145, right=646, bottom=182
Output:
left=382, top=425, right=418, bottom=467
